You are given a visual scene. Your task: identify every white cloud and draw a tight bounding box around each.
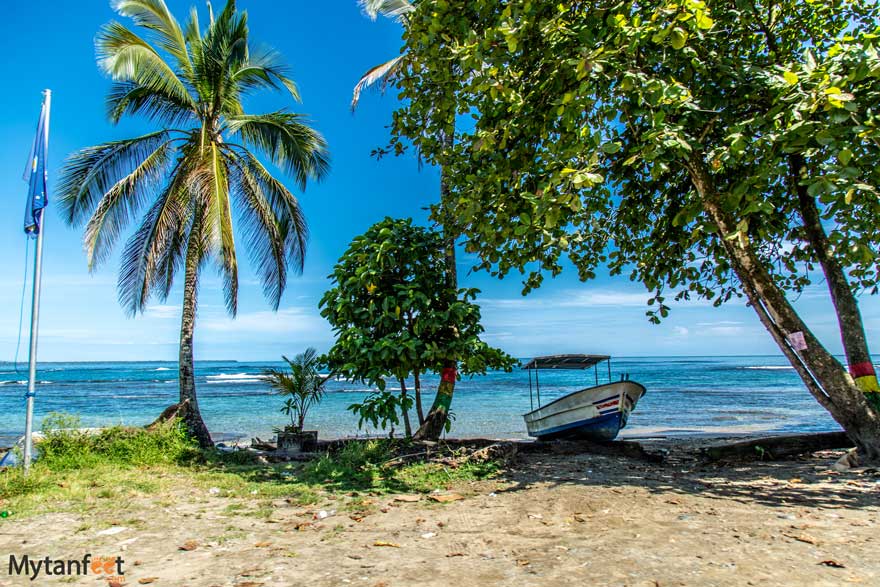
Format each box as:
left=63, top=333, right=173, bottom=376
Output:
left=145, top=304, right=180, bottom=319
left=673, top=326, right=689, bottom=337
left=201, top=306, right=330, bottom=338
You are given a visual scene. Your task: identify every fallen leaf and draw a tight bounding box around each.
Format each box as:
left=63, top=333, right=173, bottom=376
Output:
left=254, top=541, right=272, bottom=548
left=447, top=551, right=465, bottom=557
left=785, top=533, right=819, bottom=545
left=138, top=580, right=158, bottom=585
left=373, top=541, right=400, bottom=548
left=394, top=494, right=422, bottom=502
left=789, top=478, right=803, bottom=484
left=107, top=580, right=125, bottom=587
left=516, top=559, right=530, bottom=566
left=178, top=540, right=199, bottom=551
left=527, top=513, right=543, bottom=519
left=573, top=514, right=587, bottom=523
left=430, top=493, right=464, bottom=503
left=819, top=560, right=846, bottom=569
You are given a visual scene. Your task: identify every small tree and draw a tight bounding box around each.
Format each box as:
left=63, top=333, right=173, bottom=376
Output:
left=320, top=217, right=516, bottom=438
left=387, top=1, right=880, bottom=460
left=264, top=348, right=327, bottom=432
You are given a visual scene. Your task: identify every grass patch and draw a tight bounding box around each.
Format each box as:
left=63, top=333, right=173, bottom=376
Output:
left=0, top=416, right=500, bottom=520
left=299, top=439, right=499, bottom=493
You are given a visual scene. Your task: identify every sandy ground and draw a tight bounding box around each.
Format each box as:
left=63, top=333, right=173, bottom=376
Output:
left=0, top=443, right=878, bottom=587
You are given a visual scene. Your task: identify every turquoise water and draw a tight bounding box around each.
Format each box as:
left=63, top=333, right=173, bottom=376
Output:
left=0, top=356, right=853, bottom=445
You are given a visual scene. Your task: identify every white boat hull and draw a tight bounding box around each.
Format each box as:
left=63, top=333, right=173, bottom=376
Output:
left=523, top=381, right=646, bottom=441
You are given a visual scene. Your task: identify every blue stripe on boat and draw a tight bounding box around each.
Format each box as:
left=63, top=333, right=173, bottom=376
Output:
left=532, top=412, right=622, bottom=441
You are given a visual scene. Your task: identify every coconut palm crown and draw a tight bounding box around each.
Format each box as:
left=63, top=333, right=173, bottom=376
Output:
left=58, top=0, right=329, bottom=446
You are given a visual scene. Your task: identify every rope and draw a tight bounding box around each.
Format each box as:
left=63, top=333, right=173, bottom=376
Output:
left=13, top=238, right=31, bottom=377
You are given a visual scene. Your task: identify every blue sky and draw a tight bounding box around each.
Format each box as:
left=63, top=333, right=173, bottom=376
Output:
left=0, top=1, right=877, bottom=362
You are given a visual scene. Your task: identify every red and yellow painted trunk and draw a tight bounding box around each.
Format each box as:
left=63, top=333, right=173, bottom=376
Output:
left=851, top=361, right=880, bottom=411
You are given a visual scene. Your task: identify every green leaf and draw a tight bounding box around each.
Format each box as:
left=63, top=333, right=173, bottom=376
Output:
left=670, top=28, right=688, bottom=50
left=695, top=10, right=714, bottom=30
left=602, top=142, right=622, bottom=154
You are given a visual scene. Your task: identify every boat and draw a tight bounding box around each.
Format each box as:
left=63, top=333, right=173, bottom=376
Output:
left=522, top=354, right=646, bottom=441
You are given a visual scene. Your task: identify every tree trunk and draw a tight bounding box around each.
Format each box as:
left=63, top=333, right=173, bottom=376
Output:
left=686, top=153, right=880, bottom=461
left=399, top=377, right=412, bottom=438
left=415, top=129, right=458, bottom=440
left=179, top=244, right=213, bottom=449
left=788, top=155, right=880, bottom=412
left=414, top=367, right=425, bottom=425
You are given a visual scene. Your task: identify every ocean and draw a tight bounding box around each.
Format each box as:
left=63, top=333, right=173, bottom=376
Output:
left=0, top=356, right=850, bottom=446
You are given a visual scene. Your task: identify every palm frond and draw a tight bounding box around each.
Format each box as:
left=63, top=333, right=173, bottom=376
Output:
left=57, top=131, right=172, bottom=227
left=226, top=144, right=308, bottom=275
left=83, top=140, right=174, bottom=270
left=226, top=149, right=290, bottom=308
left=97, top=21, right=195, bottom=115
left=225, top=112, right=329, bottom=189
left=106, top=82, right=195, bottom=126
left=359, top=0, right=415, bottom=22
left=352, top=55, right=404, bottom=110
left=232, top=48, right=300, bottom=102
left=211, top=143, right=239, bottom=316
left=117, top=158, right=192, bottom=315
left=112, top=0, right=192, bottom=73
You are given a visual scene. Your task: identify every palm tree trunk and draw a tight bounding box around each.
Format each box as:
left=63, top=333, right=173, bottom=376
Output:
left=415, top=129, right=458, bottom=440
left=179, top=244, right=213, bottom=449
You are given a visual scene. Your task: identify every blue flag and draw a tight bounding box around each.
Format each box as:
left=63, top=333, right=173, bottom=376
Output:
left=23, top=92, right=51, bottom=236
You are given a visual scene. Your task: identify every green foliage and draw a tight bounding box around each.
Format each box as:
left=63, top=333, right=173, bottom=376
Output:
left=347, top=390, right=414, bottom=434
left=58, top=0, right=329, bottom=316
left=299, top=439, right=498, bottom=492
left=263, top=348, right=328, bottom=431
left=37, top=413, right=199, bottom=471
left=319, top=217, right=516, bottom=432
left=388, top=0, right=880, bottom=314
left=301, top=439, right=394, bottom=489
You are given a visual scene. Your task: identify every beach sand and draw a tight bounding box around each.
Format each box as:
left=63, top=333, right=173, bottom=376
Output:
left=0, top=441, right=877, bottom=586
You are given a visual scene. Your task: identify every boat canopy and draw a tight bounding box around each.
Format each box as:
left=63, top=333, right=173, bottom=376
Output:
left=522, top=354, right=611, bottom=370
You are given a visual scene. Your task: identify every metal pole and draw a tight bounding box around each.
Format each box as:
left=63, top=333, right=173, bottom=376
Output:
left=23, top=210, right=45, bottom=474
left=595, top=364, right=598, bottom=386
left=608, top=359, right=612, bottom=383
left=23, top=90, right=50, bottom=475
left=528, top=367, right=533, bottom=410
left=536, top=367, right=541, bottom=408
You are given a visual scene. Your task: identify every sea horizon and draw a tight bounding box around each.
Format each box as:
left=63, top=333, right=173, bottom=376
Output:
left=2, top=355, right=860, bottom=447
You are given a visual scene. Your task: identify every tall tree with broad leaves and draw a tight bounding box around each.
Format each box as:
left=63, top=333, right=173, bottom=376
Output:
left=58, top=0, right=329, bottom=447
left=388, top=0, right=880, bottom=462
left=352, top=0, right=460, bottom=439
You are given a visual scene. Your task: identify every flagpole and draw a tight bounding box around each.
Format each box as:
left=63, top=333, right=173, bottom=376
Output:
left=23, top=89, right=50, bottom=475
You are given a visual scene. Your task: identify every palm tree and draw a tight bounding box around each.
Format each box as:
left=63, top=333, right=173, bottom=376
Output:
left=263, top=348, right=327, bottom=432
left=58, top=0, right=329, bottom=448
left=352, top=0, right=459, bottom=440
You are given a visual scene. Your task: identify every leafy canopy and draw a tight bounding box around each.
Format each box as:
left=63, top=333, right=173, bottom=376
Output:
left=58, top=0, right=329, bottom=316
left=387, top=0, right=880, bottom=320
left=321, top=217, right=516, bottom=386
